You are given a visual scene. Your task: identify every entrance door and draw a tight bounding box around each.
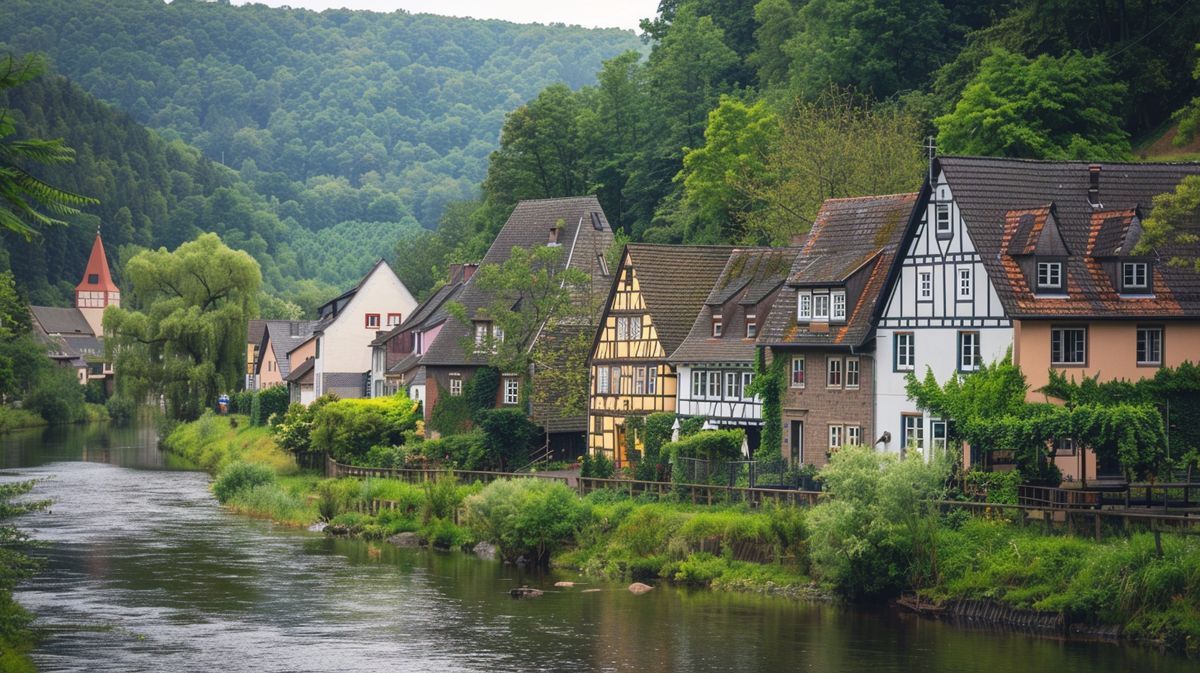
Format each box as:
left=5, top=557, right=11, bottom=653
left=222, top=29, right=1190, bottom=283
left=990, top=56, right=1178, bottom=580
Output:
left=789, top=421, right=803, bottom=464
left=615, top=423, right=626, bottom=466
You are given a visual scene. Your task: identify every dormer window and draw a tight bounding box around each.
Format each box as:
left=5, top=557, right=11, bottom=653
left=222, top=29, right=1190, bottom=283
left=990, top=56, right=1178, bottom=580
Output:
left=745, top=315, right=757, bottom=338
left=475, top=321, right=502, bottom=346
left=1037, top=261, right=1063, bottom=292
left=548, top=226, right=561, bottom=246
left=1122, top=262, right=1149, bottom=292
left=813, top=293, right=830, bottom=321
left=712, top=317, right=723, bottom=337
left=831, top=292, right=846, bottom=321
left=797, top=292, right=812, bottom=321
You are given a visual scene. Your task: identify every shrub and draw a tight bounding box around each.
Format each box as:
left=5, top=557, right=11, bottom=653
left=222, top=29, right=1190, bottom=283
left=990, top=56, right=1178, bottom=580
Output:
left=474, top=407, right=541, bottom=471
left=213, top=462, right=277, bottom=504
left=678, top=416, right=705, bottom=438
left=422, top=474, right=461, bottom=523
left=636, top=412, right=675, bottom=481
left=310, top=393, right=421, bottom=462
left=225, top=483, right=312, bottom=525
left=667, top=429, right=744, bottom=462
left=422, top=431, right=486, bottom=468
left=316, top=479, right=363, bottom=520
left=23, top=367, right=85, bottom=425
left=258, top=386, right=291, bottom=425
left=249, top=391, right=263, bottom=426
left=428, top=386, right=472, bottom=436
left=105, top=395, right=137, bottom=425
left=464, top=479, right=588, bottom=564
left=421, top=518, right=473, bottom=549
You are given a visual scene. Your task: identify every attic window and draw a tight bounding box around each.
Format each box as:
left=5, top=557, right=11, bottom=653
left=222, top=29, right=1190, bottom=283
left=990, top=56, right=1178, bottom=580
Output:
left=797, top=292, right=812, bottom=321
left=712, top=317, right=723, bottom=337
left=813, top=293, right=830, bottom=321
left=745, top=315, right=757, bottom=339
left=831, top=292, right=846, bottom=321
left=590, top=212, right=604, bottom=230
left=548, top=226, right=561, bottom=246
left=1037, top=262, right=1063, bottom=291
left=88, top=273, right=99, bottom=284
left=365, top=313, right=381, bottom=329
left=1122, top=262, right=1149, bottom=292
left=935, top=204, right=952, bottom=236
left=597, top=254, right=609, bottom=277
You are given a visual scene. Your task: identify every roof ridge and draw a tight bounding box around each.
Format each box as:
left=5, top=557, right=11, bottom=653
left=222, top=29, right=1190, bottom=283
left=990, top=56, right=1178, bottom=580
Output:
left=940, top=154, right=1200, bottom=168
left=822, top=192, right=919, bottom=203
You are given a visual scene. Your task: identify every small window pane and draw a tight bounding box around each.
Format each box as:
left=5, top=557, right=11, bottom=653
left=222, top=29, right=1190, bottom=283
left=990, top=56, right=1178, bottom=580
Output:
left=827, top=358, right=842, bottom=388
left=1051, top=328, right=1087, bottom=365
left=791, top=357, right=805, bottom=387
left=1136, top=327, right=1162, bottom=365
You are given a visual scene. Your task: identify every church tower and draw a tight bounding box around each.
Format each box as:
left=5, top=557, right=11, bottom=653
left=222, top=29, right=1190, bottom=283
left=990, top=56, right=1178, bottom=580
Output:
left=75, top=232, right=120, bottom=335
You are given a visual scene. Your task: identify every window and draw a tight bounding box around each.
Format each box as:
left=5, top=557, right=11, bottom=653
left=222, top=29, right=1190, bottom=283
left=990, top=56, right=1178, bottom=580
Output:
left=745, top=315, right=757, bottom=338
left=1037, top=262, right=1062, bottom=290
left=827, top=357, right=842, bottom=388
left=828, top=425, right=844, bottom=450
left=1123, top=262, right=1148, bottom=291
left=847, top=426, right=862, bottom=446
left=831, top=292, right=846, bottom=321
left=741, top=371, right=754, bottom=398
left=503, top=378, right=519, bottom=405
left=646, top=367, right=657, bottom=395
left=707, top=371, right=721, bottom=398
left=931, top=420, right=947, bottom=452
left=617, top=316, right=641, bottom=340
left=845, top=357, right=860, bottom=389
left=634, top=367, right=646, bottom=394
left=957, top=267, right=972, bottom=300
left=449, top=376, right=462, bottom=397
left=813, top=294, right=830, bottom=320
left=597, top=254, right=610, bottom=277
left=958, top=331, right=981, bottom=372
left=894, top=332, right=915, bottom=371
left=692, top=370, right=705, bottom=398
left=1136, top=326, right=1163, bottom=366
left=610, top=366, right=622, bottom=395
left=918, top=270, right=933, bottom=301
left=1051, top=327, right=1087, bottom=365
left=902, top=415, right=924, bottom=453
left=597, top=366, right=610, bottom=394
left=616, top=317, right=628, bottom=341
left=415, top=332, right=424, bottom=355
left=935, top=203, right=952, bottom=234
left=474, top=321, right=490, bottom=346
left=791, top=356, right=805, bottom=388
left=797, top=293, right=812, bottom=320
left=87, top=273, right=100, bottom=284
left=492, top=324, right=504, bottom=343
left=712, top=317, right=723, bottom=337
left=365, top=313, right=381, bottom=329
left=726, top=371, right=741, bottom=399
left=387, top=313, right=403, bottom=327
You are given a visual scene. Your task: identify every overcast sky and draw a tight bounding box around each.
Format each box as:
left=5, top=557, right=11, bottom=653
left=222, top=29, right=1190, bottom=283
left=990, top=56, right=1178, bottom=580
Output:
left=230, top=1, right=657, bottom=31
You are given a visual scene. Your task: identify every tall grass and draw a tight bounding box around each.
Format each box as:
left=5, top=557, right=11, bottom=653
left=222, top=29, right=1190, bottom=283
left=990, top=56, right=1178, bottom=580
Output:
left=162, top=412, right=297, bottom=474
left=0, top=407, right=46, bottom=433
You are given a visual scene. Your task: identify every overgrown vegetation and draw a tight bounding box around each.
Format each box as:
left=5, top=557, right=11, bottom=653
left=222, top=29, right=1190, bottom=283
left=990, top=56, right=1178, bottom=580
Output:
left=0, top=479, right=51, bottom=673
left=161, top=412, right=297, bottom=475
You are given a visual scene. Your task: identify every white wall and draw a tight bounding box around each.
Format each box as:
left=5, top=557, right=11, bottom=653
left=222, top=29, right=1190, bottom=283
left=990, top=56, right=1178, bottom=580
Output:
left=676, top=364, right=762, bottom=423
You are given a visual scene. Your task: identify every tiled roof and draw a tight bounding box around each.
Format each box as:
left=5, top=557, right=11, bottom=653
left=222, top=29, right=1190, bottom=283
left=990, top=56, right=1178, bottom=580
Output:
left=262, top=320, right=318, bottom=378
left=29, top=306, right=94, bottom=336
left=285, top=357, right=315, bottom=383
left=622, top=244, right=735, bottom=356
left=420, top=196, right=614, bottom=366
left=670, top=247, right=799, bottom=363
left=937, top=156, right=1200, bottom=318
left=369, top=281, right=463, bottom=348
left=247, top=319, right=267, bottom=348
left=387, top=352, right=422, bottom=376
left=759, top=192, right=918, bottom=348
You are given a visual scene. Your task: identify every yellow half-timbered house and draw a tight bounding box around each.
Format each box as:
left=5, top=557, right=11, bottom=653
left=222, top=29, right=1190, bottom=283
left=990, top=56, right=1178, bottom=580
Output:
left=587, top=244, right=733, bottom=463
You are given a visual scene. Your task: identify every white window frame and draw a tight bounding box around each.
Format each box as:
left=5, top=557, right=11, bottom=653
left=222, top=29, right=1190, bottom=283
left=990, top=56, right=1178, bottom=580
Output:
left=692, top=370, right=705, bottom=399
left=1123, top=262, right=1148, bottom=291
left=610, top=366, right=622, bottom=395
left=616, top=317, right=628, bottom=341
left=831, top=291, right=846, bottom=321
left=845, top=357, right=860, bottom=389
left=958, top=331, right=981, bottom=372
left=813, top=293, right=830, bottom=321
left=741, top=371, right=754, bottom=399
left=1136, top=326, right=1163, bottom=366
left=745, top=315, right=757, bottom=338
left=846, top=426, right=862, bottom=446
left=634, top=366, right=646, bottom=395
left=712, top=317, right=723, bottom=337
left=365, top=313, right=381, bottom=329
left=449, top=376, right=463, bottom=397
left=826, top=357, right=842, bottom=388
left=828, top=425, right=844, bottom=450
left=503, top=378, right=519, bottom=405
left=931, top=420, right=948, bottom=452
left=935, top=203, right=952, bottom=234
left=1051, top=327, right=1087, bottom=366
left=492, top=324, right=504, bottom=343
left=628, top=316, right=641, bottom=340
left=894, top=332, right=915, bottom=371
left=791, top=356, right=805, bottom=388
left=957, top=266, right=972, bottom=300
left=646, top=367, right=657, bottom=395
left=1037, top=261, right=1062, bottom=290
left=597, top=366, right=610, bottom=394
left=707, top=370, right=721, bottom=398
left=474, top=321, right=490, bottom=346
left=797, top=292, right=812, bottom=321
left=918, top=270, right=933, bottom=301
left=902, top=414, right=924, bottom=453
left=725, top=371, right=740, bottom=399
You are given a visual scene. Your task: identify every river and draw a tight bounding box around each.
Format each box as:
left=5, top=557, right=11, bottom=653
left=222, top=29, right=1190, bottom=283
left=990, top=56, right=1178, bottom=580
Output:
left=1, top=422, right=1194, bottom=673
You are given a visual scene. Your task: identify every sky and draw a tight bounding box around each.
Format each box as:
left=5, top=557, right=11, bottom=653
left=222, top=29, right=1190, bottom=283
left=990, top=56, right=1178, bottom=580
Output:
left=230, top=1, right=658, bottom=31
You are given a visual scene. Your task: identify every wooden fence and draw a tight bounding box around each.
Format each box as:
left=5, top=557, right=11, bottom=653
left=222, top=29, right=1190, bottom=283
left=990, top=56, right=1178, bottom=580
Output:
left=935, top=499, right=1200, bottom=541
left=326, top=456, right=569, bottom=485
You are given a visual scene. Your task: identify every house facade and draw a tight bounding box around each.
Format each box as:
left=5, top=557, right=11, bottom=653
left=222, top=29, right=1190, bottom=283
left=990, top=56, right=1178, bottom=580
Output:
left=587, top=244, right=733, bottom=464
left=758, top=194, right=916, bottom=467
left=254, top=320, right=317, bottom=389
left=309, top=259, right=416, bottom=399
left=419, top=196, right=614, bottom=453
left=670, top=247, right=798, bottom=452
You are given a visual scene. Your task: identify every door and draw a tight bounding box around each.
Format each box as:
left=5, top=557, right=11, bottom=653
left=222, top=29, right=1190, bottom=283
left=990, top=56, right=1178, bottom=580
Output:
left=789, top=421, right=803, bottom=464
left=615, top=423, right=627, bottom=466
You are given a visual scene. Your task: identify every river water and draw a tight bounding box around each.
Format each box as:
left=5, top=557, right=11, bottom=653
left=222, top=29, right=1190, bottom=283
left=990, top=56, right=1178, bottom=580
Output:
left=1, top=422, right=1194, bottom=673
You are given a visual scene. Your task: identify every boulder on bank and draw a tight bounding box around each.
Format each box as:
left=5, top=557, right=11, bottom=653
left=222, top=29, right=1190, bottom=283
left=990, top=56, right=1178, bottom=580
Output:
left=473, top=541, right=497, bottom=560
left=510, top=586, right=544, bottom=599
left=628, top=582, right=654, bottom=594
left=387, top=532, right=421, bottom=548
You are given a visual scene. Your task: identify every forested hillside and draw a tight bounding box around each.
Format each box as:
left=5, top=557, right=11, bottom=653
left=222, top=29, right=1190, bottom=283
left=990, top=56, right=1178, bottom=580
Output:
left=0, top=0, right=640, bottom=230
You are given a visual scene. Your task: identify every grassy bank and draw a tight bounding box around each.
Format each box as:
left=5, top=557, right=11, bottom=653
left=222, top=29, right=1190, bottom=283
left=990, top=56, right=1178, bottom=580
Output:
left=166, top=415, right=1200, bottom=653
left=0, top=404, right=108, bottom=434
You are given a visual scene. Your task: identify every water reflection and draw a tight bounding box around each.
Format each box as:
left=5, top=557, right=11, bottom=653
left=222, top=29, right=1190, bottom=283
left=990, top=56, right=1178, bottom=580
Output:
left=1, top=425, right=1195, bottom=673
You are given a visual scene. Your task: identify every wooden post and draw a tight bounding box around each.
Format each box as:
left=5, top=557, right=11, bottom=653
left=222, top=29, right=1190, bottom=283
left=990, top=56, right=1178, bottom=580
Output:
left=1154, top=526, right=1163, bottom=559
left=1093, top=512, right=1101, bottom=542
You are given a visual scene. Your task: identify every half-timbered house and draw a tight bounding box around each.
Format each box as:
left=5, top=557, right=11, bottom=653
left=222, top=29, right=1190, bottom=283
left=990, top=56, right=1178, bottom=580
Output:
left=669, top=247, right=799, bottom=452
left=587, top=244, right=733, bottom=463
left=758, top=193, right=917, bottom=467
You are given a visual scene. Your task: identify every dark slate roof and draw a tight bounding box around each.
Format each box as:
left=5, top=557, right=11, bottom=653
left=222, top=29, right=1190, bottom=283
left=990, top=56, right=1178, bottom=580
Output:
left=247, top=319, right=267, bottom=348
left=29, top=306, right=93, bottom=335
left=370, top=281, right=463, bottom=348
left=387, top=352, right=422, bottom=376
left=420, top=196, right=615, bottom=366
left=936, top=156, right=1200, bottom=318
left=760, top=192, right=918, bottom=348
left=670, top=247, right=799, bottom=364
left=620, top=244, right=735, bottom=357
left=323, top=372, right=367, bottom=394
left=261, top=320, right=318, bottom=378
left=285, top=357, right=314, bottom=383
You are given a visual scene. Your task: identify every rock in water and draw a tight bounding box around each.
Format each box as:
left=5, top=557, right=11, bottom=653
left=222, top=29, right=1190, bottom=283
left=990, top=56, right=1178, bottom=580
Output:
left=628, top=582, right=654, bottom=594
left=554, top=581, right=576, bottom=588
left=510, top=586, right=544, bottom=599
left=386, top=532, right=421, bottom=548
left=473, top=541, right=497, bottom=560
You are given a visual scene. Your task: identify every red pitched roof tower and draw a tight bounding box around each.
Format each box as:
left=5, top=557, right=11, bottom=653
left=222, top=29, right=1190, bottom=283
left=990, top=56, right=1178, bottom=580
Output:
left=75, top=232, right=120, bottom=335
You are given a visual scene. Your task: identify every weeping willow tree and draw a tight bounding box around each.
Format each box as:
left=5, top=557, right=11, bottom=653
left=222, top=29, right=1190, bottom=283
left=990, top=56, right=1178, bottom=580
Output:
left=104, top=233, right=261, bottom=420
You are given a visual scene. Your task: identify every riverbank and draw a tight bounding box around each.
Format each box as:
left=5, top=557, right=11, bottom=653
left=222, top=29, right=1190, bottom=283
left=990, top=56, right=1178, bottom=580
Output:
left=0, top=404, right=110, bottom=434
left=164, top=416, right=1200, bottom=655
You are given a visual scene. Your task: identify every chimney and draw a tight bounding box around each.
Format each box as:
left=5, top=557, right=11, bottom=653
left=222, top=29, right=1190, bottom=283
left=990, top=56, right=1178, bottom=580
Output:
left=548, top=225, right=561, bottom=246
left=447, top=263, right=462, bottom=284
left=1088, top=164, right=1101, bottom=208
left=461, top=263, right=478, bottom=282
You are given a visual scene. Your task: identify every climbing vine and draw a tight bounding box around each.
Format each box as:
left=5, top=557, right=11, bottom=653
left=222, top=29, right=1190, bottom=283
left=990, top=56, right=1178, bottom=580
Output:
left=747, top=348, right=786, bottom=462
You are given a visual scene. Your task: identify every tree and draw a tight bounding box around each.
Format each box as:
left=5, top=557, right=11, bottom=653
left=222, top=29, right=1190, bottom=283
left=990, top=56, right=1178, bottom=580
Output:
left=1173, top=44, right=1200, bottom=146
left=936, top=49, right=1131, bottom=160
left=0, top=53, right=97, bottom=239
left=738, top=88, right=924, bottom=245
left=104, top=233, right=261, bottom=421
left=1137, top=175, right=1200, bottom=271
left=748, top=0, right=798, bottom=89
